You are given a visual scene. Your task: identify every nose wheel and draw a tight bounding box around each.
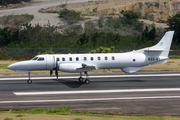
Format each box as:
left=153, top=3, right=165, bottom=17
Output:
left=27, top=72, right=32, bottom=84
left=27, top=79, right=32, bottom=84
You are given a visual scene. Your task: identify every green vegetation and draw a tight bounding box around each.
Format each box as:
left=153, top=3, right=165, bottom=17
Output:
left=121, top=10, right=141, bottom=25
left=59, top=9, right=83, bottom=23
left=0, top=0, right=31, bottom=6
left=0, top=11, right=179, bottom=60
left=4, top=118, right=12, bottom=120
left=12, top=107, right=71, bottom=115
left=89, top=46, right=114, bottom=53
left=15, top=114, right=24, bottom=117
left=1, top=107, right=180, bottom=120
left=0, top=64, right=9, bottom=69
left=167, top=12, right=180, bottom=45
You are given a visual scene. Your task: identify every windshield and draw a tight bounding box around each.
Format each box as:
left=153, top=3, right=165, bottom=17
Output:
left=31, top=57, right=38, bottom=60
left=37, top=57, right=44, bottom=61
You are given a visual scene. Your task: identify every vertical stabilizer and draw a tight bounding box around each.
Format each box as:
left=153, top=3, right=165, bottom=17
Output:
left=148, top=31, right=174, bottom=57
left=136, top=31, right=174, bottom=57
left=150, top=31, right=174, bottom=51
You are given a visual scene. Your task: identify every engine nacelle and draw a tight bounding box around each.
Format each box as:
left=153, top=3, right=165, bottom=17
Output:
left=121, top=67, right=142, bottom=74
left=59, top=63, right=83, bottom=72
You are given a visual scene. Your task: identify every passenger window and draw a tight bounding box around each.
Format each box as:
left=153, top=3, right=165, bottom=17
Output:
left=112, top=56, right=115, bottom=60
left=37, top=57, right=44, bottom=61
left=105, top=56, right=108, bottom=60
left=62, top=57, right=65, bottom=61
left=76, top=57, right=79, bottom=61
left=69, top=57, right=72, bottom=61
left=98, top=57, right=101, bottom=60
left=83, top=57, right=87, bottom=61
left=90, top=57, right=93, bottom=61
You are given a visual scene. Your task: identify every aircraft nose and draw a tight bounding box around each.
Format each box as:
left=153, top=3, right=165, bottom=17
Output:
left=8, top=63, right=17, bottom=70
left=8, top=62, right=27, bottom=70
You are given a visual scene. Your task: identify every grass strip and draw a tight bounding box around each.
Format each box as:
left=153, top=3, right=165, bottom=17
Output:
left=0, top=107, right=180, bottom=120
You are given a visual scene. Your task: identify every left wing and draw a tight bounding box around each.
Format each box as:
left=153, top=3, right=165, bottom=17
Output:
left=76, top=63, right=96, bottom=71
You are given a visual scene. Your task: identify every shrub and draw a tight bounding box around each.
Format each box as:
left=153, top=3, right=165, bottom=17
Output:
left=59, top=9, right=83, bottom=23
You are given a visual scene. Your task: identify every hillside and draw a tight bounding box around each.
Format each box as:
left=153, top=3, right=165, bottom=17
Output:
left=0, top=0, right=179, bottom=27
left=40, top=0, right=180, bottom=23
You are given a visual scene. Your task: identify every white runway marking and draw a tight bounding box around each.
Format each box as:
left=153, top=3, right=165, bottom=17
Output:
left=1, top=73, right=180, bottom=81
left=0, top=96, right=180, bottom=104
left=14, top=88, right=180, bottom=95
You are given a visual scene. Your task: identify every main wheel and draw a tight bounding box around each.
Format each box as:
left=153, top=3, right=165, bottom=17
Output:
left=78, top=77, right=84, bottom=82
left=27, top=79, right=32, bottom=84
left=84, top=79, right=90, bottom=84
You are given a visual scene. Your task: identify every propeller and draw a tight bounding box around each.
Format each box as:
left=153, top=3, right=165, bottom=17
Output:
left=50, top=70, right=53, bottom=76
left=55, top=57, right=59, bottom=80
left=55, top=69, right=58, bottom=80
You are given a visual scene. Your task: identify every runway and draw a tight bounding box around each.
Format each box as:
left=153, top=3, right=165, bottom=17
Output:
left=0, top=71, right=180, bottom=115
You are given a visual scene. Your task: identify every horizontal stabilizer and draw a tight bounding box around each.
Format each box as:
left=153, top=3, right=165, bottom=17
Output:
left=144, top=49, right=164, bottom=52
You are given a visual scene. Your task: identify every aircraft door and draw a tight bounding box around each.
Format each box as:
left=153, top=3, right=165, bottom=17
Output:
left=46, top=55, right=55, bottom=70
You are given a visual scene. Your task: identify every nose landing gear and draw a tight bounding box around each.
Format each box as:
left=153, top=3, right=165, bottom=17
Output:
left=27, top=72, right=32, bottom=84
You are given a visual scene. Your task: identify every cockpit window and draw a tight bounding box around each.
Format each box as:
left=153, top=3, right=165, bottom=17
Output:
left=37, top=57, right=44, bottom=61
left=31, top=57, right=38, bottom=60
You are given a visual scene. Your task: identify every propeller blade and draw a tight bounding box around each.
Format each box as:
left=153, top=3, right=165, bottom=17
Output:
left=50, top=70, right=53, bottom=76
left=55, top=69, right=58, bottom=80
left=55, top=57, right=59, bottom=80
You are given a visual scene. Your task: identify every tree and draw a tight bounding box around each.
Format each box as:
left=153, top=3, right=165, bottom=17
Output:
left=121, top=10, right=141, bottom=25
left=76, top=33, right=89, bottom=46
left=167, top=12, right=180, bottom=44
left=0, top=27, right=12, bottom=47
left=141, top=25, right=156, bottom=42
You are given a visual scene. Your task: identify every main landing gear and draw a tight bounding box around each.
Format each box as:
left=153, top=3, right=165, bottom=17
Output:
left=78, top=72, right=90, bottom=84
left=27, top=72, right=32, bottom=84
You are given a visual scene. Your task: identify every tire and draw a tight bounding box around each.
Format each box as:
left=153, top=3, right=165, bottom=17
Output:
left=27, top=79, right=32, bottom=84
left=84, top=79, right=90, bottom=84
left=78, top=77, right=84, bottom=82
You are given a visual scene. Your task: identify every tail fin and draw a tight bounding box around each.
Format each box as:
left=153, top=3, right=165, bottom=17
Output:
left=148, top=31, right=174, bottom=57
left=136, top=31, right=174, bottom=57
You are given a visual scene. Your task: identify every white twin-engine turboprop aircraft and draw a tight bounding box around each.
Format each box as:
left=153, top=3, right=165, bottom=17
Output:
left=8, top=31, right=174, bottom=84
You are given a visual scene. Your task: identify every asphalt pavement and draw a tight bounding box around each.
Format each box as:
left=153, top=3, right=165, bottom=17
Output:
left=0, top=72, right=180, bottom=115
